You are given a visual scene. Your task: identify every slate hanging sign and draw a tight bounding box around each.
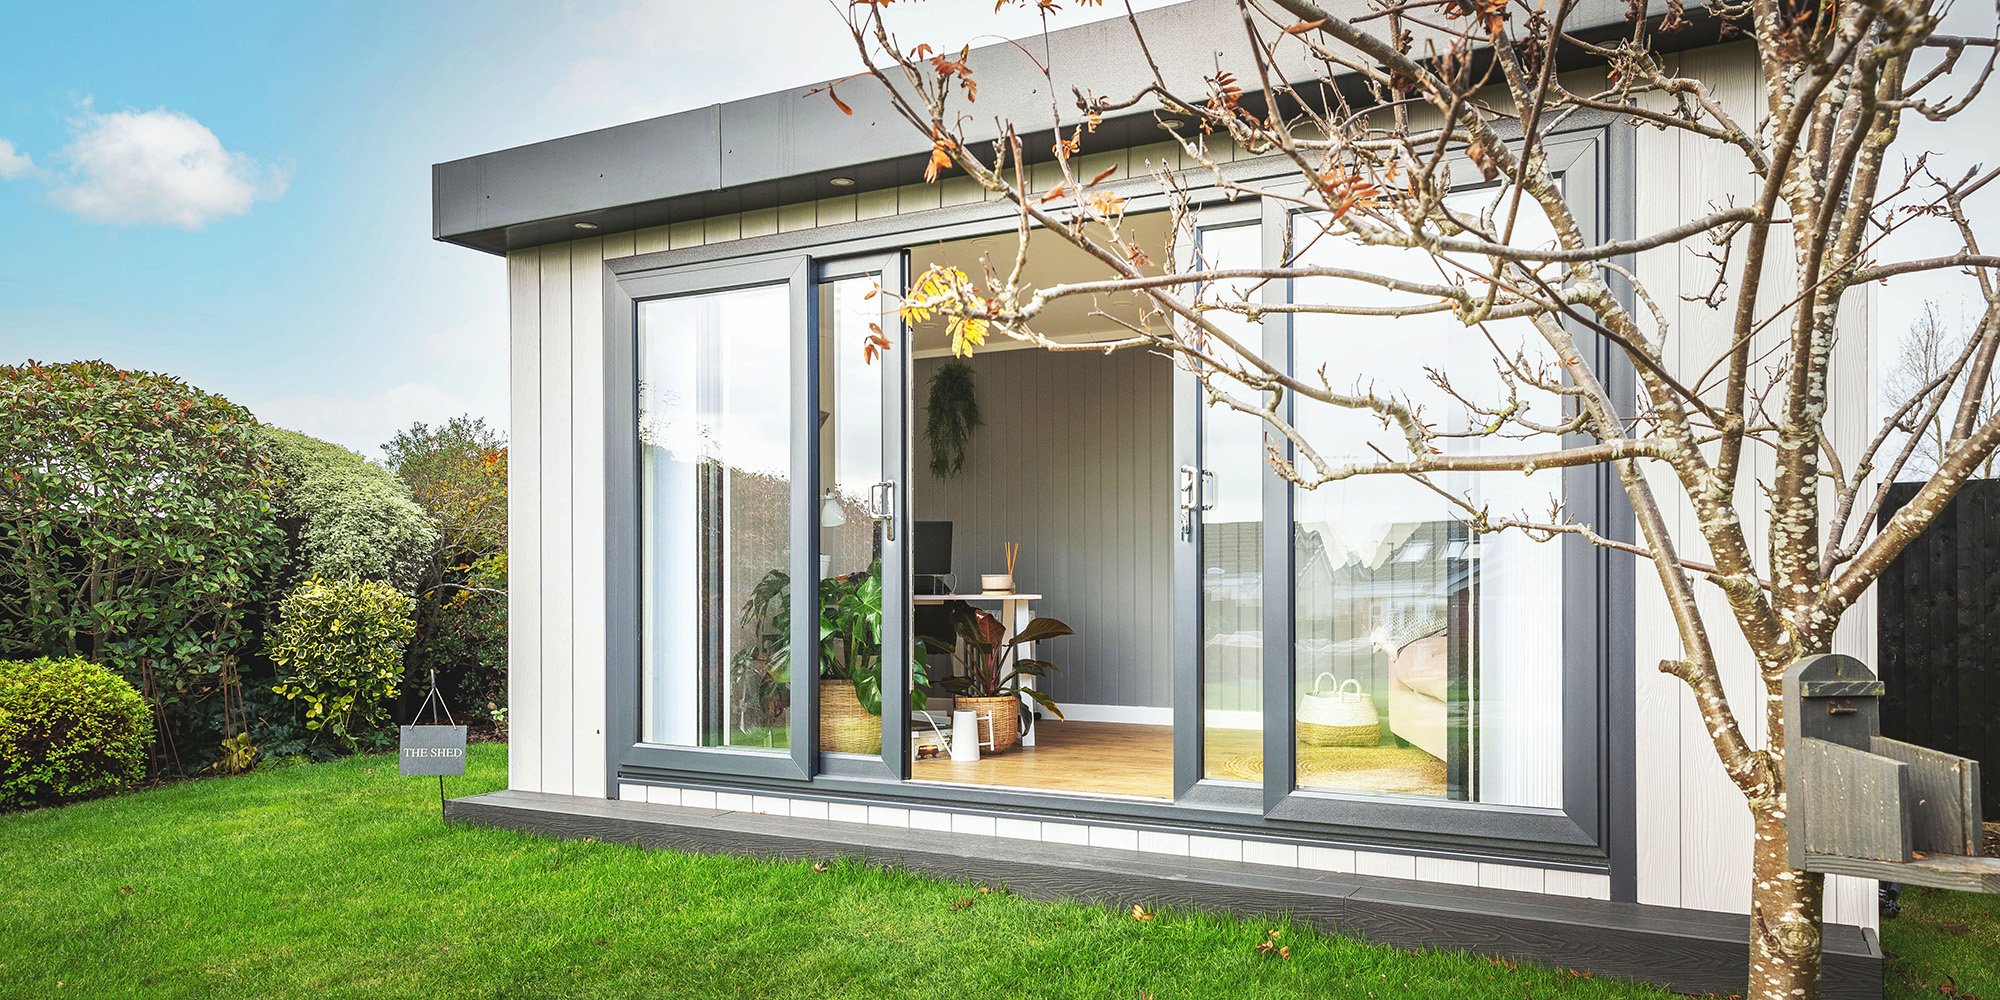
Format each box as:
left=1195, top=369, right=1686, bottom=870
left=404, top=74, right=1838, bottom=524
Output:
left=400, top=724, right=468, bottom=776
left=402, top=670, right=467, bottom=780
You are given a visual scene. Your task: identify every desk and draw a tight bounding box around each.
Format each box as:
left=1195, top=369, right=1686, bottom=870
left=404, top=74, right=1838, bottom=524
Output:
left=913, top=592, right=1044, bottom=747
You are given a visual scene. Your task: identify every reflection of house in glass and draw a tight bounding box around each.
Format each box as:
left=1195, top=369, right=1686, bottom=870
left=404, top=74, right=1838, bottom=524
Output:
left=1199, top=519, right=1261, bottom=716
left=1294, top=520, right=1475, bottom=800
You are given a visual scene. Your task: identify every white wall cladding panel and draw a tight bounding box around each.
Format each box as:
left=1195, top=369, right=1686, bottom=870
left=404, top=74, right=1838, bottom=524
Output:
left=507, top=248, right=543, bottom=794
left=537, top=247, right=576, bottom=797
left=502, top=42, right=1874, bottom=926
left=1623, top=42, right=1875, bottom=930
left=571, top=234, right=623, bottom=797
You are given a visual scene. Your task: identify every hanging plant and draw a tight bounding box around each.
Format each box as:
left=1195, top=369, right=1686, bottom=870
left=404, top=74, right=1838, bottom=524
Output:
left=925, top=360, right=981, bottom=479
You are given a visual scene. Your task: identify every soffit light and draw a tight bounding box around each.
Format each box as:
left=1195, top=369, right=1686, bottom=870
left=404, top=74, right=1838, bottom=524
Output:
left=573, top=221, right=600, bottom=230
left=829, top=175, right=857, bottom=187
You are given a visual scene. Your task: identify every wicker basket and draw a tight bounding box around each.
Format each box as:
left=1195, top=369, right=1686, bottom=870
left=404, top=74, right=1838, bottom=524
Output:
left=954, top=695, right=1020, bottom=754
left=819, top=680, right=881, bottom=754
left=1297, top=674, right=1380, bottom=747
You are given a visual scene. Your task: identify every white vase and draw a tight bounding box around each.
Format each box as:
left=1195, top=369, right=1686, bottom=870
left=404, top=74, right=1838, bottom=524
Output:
left=950, top=709, right=983, bottom=762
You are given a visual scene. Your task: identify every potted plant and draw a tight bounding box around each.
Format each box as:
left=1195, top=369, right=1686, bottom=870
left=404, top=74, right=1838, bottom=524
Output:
left=937, top=603, right=1074, bottom=753
left=738, top=561, right=930, bottom=754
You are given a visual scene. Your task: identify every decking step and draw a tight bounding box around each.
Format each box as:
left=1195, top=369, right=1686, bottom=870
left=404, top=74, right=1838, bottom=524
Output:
left=446, top=789, right=1884, bottom=999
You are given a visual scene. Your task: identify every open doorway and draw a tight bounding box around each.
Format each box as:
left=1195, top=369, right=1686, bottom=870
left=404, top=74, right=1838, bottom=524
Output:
left=902, top=215, right=1181, bottom=799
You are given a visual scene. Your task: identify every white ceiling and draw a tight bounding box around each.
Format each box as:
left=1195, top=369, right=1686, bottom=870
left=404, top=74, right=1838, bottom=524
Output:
left=906, top=211, right=1172, bottom=356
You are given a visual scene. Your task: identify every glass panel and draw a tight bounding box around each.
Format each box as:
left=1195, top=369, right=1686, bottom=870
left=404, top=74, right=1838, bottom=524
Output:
left=817, top=273, right=892, bottom=757
left=1195, top=223, right=1266, bottom=781
left=1289, top=192, right=1565, bottom=807
left=638, top=282, right=793, bottom=750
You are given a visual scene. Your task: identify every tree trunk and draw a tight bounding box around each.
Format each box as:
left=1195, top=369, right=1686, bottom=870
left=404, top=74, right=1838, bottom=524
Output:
left=1748, top=781, right=1826, bottom=998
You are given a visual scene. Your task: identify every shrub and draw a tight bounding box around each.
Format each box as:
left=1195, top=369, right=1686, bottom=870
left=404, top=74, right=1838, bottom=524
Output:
left=384, top=417, right=508, bottom=722
left=0, top=360, right=282, bottom=772
left=265, top=577, right=417, bottom=748
left=0, top=656, right=152, bottom=810
left=414, top=552, right=508, bottom=723
left=261, top=426, right=437, bottom=595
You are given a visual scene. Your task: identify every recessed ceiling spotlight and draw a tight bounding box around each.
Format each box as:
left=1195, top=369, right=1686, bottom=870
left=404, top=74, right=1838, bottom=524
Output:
left=829, top=175, right=857, bottom=187
left=1157, top=116, right=1188, bottom=131
left=573, top=221, right=600, bottom=230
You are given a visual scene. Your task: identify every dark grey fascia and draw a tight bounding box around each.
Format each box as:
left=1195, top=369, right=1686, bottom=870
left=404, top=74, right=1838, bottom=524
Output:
left=433, top=0, right=1721, bottom=256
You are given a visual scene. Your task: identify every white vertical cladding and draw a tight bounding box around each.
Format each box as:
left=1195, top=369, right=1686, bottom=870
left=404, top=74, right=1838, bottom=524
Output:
left=1629, top=60, right=1687, bottom=911
left=1627, top=41, right=1876, bottom=931
left=507, top=248, right=544, bottom=794
left=1825, top=262, right=1879, bottom=928
left=538, top=248, right=576, bottom=796
left=1672, top=42, right=1760, bottom=919
left=570, top=234, right=629, bottom=798
left=1627, top=41, right=1768, bottom=917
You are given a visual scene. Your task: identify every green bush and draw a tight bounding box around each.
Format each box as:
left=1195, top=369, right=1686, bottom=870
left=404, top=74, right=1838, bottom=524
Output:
left=0, top=360, right=282, bottom=772
left=266, top=577, right=417, bottom=748
left=0, top=656, right=152, bottom=809
left=262, top=427, right=437, bottom=595
left=384, top=417, right=508, bottom=723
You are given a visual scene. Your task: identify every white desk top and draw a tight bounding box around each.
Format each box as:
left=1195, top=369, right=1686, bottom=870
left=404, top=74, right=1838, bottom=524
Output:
left=912, top=592, right=1042, bottom=602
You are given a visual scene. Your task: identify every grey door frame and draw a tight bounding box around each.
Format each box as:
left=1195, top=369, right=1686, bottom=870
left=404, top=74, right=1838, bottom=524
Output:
left=599, top=122, right=1633, bottom=874
left=1172, top=202, right=1271, bottom=813
left=814, top=250, right=914, bottom=783
left=1252, top=133, right=1621, bottom=857
left=606, top=253, right=819, bottom=781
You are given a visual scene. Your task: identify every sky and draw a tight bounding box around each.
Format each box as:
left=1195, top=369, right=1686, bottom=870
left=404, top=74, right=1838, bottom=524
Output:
left=0, top=1, right=1161, bottom=458
left=0, top=1, right=1991, bottom=459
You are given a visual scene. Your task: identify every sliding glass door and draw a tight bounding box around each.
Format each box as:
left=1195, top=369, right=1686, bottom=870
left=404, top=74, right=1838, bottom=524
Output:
left=1172, top=206, right=1277, bottom=804
left=815, top=253, right=912, bottom=780
left=611, top=249, right=910, bottom=783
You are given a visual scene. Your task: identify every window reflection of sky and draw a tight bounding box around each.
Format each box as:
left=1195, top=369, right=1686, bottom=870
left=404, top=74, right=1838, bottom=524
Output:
left=638, top=284, right=792, bottom=477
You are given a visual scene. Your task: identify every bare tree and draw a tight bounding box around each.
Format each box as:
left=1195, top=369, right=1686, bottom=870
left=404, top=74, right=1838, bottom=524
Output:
left=1887, top=300, right=1999, bottom=478
left=838, top=0, right=2000, bottom=995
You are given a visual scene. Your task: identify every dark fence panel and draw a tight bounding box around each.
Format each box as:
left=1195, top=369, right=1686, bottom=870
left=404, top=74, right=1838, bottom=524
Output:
left=1877, top=477, right=2000, bottom=807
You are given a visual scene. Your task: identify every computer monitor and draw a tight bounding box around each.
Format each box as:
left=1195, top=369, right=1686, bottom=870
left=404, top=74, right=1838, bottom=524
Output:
left=913, top=520, right=953, bottom=590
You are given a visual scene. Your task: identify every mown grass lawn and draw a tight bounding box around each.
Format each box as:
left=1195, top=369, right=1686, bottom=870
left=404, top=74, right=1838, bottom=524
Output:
left=0, top=744, right=1988, bottom=1000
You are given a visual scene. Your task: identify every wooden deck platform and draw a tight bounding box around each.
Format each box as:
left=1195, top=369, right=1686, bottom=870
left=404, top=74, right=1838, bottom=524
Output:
left=446, top=788, right=1884, bottom=999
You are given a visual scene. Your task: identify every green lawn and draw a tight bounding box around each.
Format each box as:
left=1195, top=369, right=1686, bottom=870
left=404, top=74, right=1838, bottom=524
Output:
left=1883, top=883, right=2000, bottom=998
left=0, top=745, right=1988, bottom=999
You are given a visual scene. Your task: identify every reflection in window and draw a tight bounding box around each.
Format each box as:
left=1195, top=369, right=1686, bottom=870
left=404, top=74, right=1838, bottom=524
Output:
left=817, top=274, right=890, bottom=757
left=639, top=283, right=793, bottom=750
left=1289, top=193, right=1564, bottom=807
left=1194, top=223, right=1267, bottom=780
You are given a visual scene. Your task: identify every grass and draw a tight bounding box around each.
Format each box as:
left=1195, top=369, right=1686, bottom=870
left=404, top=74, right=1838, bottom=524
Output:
left=0, top=746, right=1987, bottom=1000
left=1882, top=884, right=2000, bottom=999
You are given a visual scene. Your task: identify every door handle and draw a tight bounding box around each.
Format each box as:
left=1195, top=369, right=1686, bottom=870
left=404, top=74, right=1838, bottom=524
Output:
left=870, top=481, right=896, bottom=542
left=1177, top=465, right=1199, bottom=540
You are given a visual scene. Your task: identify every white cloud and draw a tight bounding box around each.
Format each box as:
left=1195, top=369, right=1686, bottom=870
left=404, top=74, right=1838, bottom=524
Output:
left=48, top=107, right=290, bottom=227
left=0, top=139, right=38, bottom=180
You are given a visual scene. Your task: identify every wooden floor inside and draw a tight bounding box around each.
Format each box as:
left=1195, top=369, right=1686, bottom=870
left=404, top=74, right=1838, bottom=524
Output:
left=910, top=720, right=1259, bottom=800
left=909, top=719, right=1448, bottom=799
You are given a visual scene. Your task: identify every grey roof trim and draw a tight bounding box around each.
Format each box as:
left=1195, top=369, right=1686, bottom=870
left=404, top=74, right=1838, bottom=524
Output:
left=433, top=0, right=1716, bottom=256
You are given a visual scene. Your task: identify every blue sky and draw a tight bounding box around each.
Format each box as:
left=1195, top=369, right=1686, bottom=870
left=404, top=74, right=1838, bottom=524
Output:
left=0, top=1, right=1150, bottom=457
left=0, top=1, right=1989, bottom=458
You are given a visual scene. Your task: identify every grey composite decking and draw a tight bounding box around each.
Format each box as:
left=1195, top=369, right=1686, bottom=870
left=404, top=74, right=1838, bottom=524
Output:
left=447, top=789, right=1884, bottom=999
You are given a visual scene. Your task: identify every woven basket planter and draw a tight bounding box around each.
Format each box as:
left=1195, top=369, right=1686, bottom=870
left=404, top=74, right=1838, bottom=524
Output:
left=954, top=695, right=1020, bottom=754
left=1297, top=674, right=1380, bottom=747
left=818, top=680, right=880, bottom=754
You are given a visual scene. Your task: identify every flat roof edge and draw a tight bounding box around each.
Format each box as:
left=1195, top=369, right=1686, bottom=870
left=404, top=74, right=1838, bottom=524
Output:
left=433, top=0, right=1718, bottom=256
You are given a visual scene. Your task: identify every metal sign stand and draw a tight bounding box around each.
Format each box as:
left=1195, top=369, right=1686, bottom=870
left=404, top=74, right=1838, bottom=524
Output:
left=401, top=670, right=468, bottom=821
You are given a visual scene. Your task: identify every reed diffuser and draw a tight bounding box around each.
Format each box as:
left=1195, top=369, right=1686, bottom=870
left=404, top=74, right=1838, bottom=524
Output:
left=981, top=541, right=1018, bottom=593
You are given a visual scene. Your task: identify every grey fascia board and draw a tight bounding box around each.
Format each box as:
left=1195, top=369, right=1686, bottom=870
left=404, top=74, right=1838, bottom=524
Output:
left=433, top=0, right=1702, bottom=254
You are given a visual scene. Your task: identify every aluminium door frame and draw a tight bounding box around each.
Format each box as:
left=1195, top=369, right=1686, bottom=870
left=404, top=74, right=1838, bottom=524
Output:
left=597, top=122, right=1633, bottom=875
